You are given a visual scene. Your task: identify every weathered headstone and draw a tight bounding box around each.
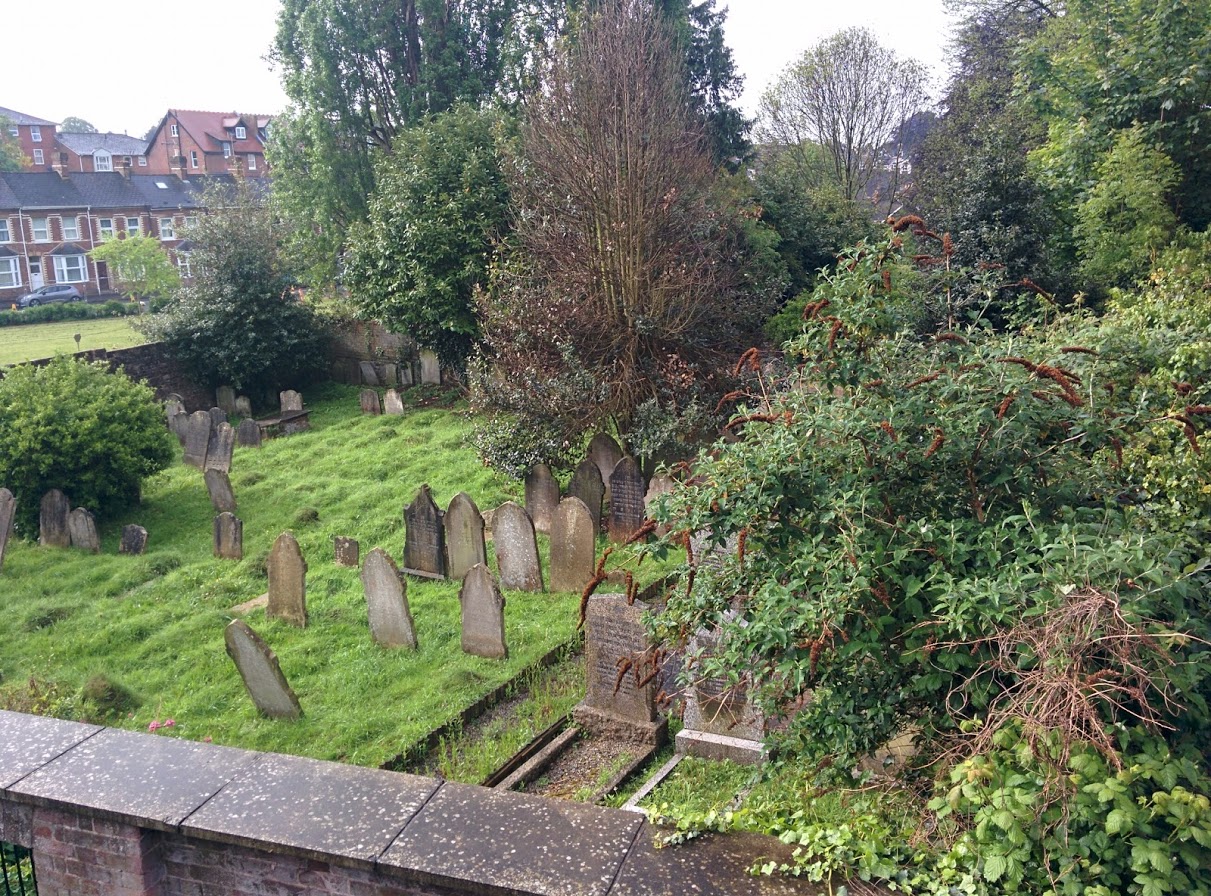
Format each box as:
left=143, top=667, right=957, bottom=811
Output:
left=608, top=456, right=646, bottom=543
left=359, top=389, right=382, bottom=415
left=168, top=411, right=189, bottom=445
left=587, top=432, right=624, bottom=499
left=524, top=464, right=559, bottom=535
left=280, top=390, right=303, bottom=413
left=677, top=627, right=766, bottom=764
left=234, top=396, right=252, bottom=418
left=39, top=490, right=71, bottom=547
left=0, top=488, right=14, bottom=571
left=381, top=363, right=399, bottom=387
left=164, top=396, right=185, bottom=424
left=360, top=548, right=418, bottom=649
left=267, top=532, right=307, bottom=627
left=644, top=474, right=676, bottom=512
left=398, top=363, right=413, bottom=387
left=493, top=501, right=543, bottom=592
left=419, top=350, right=441, bottom=386
left=383, top=389, right=405, bottom=415
left=205, top=422, right=235, bottom=473
left=224, top=620, right=302, bottom=719
left=183, top=410, right=213, bottom=468
left=67, top=507, right=100, bottom=553
left=359, top=361, right=381, bottom=387
left=236, top=418, right=262, bottom=448
left=403, top=485, right=446, bottom=578
left=444, top=492, right=487, bottom=582
left=549, top=496, right=595, bottom=594
left=119, top=525, right=148, bottom=555
left=459, top=565, right=507, bottom=659
left=214, top=512, right=243, bottom=560
left=209, top=406, right=227, bottom=427
left=216, top=386, right=237, bottom=415
left=568, top=459, right=605, bottom=532
left=574, top=593, right=666, bottom=744
left=204, top=469, right=237, bottom=514
left=333, top=536, right=360, bottom=567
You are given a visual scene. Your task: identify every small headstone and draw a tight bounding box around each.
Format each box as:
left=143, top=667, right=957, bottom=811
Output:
left=384, top=389, right=405, bottom=415
left=168, top=411, right=189, bottom=445
left=224, top=620, right=302, bottom=719
left=204, top=469, right=237, bottom=513
left=209, top=406, right=227, bottom=427
left=359, top=361, right=381, bottom=386
left=39, top=489, right=71, bottom=547
left=608, top=456, right=646, bottom=543
left=119, top=525, right=148, bottom=555
left=549, top=496, right=595, bottom=594
left=205, top=422, right=235, bottom=473
left=216, top=386, right=237, bottom=415
left=381, top=363, right=399, bottom=387
left=236, top=418, right=262, bottom=448
left=333, top=536, right=360, bottom=567
left=280, top=390, right=303, bottom=413
left=677, top=626, right=766, bottom=764
left=234, top=396, right=252, bottom=418
left=214, top=512, right=244, bottom=560
left=568, top=459, right=605, bottom=532
left=183, top=410, right=213, bottom=468
left=459, top=565, right=507, bottom=659
left=359, top=389, right=382, bottom=415
left=524, top=464, right=559, bottom=534
left=267, top=532, right=307, bottom=627
left=67, top=507, right=100, bottom=553
left=398, top=364, right=413, bottom=387
left=164, top=397, right=185, bottom=424
left=493, top=501, right=543, bottom=592
left=360, top=548, right=418, bottom=649
left=419, top=350, right=441, bottom=385
left=645, top=474, right=676, bottom=512
left=444, top=492, right=487, bottom=582
left=403, top=485, right=446, bottom=578
left=0, top=488, right=15, bottom=571
left=587, top=432, right=624, bottom=499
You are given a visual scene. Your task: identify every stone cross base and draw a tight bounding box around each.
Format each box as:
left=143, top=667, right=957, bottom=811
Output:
left=675, top=729, right=766, bottom=765
left=573, top=702, right=668, bottom=746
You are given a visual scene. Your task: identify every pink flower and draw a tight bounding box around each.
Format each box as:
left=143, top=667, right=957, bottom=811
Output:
left=164, top=719, right=176, bottom=727
left=148, top=721, right=161, bottom=731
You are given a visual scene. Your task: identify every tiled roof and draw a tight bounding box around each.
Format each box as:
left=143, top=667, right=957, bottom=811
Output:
left=0, top=172, right=209, bottom=211
left=0, top=106, right=57, bottom=127
left=170, top=110, right=271, bottom=155
left=56, top=132, right=149, bottom=156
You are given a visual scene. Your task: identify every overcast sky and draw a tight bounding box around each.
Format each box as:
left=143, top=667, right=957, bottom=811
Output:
left=4, top=0, right=954, bottom=137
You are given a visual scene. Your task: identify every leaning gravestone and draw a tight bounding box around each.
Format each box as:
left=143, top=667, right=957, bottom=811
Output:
left=204, top=422, right=235, bottom=474
left=460, top=564, right=507, bottom=659
left=419, top=350, right=441, bottom=386
left=587, top=432, right=624, bottom=500
left=574, top=593, right=666, bottom=744
left=568, top=459, right=605, bottom=532
left=183, top=410, right=213, bottom=468
left=524, top=464, right=560, bottom=534
left=359, top=389, right=382, bottom=415
left=333, top=536, right=360, bottom=568
left=677, top=626, right=766, bottom=764
left=267, top=532, right=308, bottom=627
left=444, top=493, right=487, bottom=582
left=493, top=501, right=543, bottom=592
left=216, top=386, right=237, bottom=416
left=168, top=411, right=189, bottom=446
left=224, top=620, right=302, bottom=719
left=359, top=361, right=381, bottom=387
left=67, top=507, right=100, bottom=553
left=384, top=389, right=405, bottom=415
left=234, top=396, right=252, bottom=418
left=236, top=418, right=262, bottom=448
left=119, top=525, right=148, bottom=555
left=608, top=457, right=646, bottom=543
left=360, top=548, right=418, bottom=649
left=280, top=390, right=303, bottom=413
left=214, top=512, right=243, bottom=560
left=0, top=488, right=15, bottom=571
left=39, top=490, right=71, bottom=547
left=403, top=485, right=446, bottom=578
left=204, top=469, right=237, bottom=514
left=549, top=496, right=595, bottom=594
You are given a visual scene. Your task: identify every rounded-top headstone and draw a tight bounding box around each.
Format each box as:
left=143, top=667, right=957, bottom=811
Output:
left=39, top=489, right=71, bottom=547
left=444, top=492, right=487, bottom=582
left=608, top=456, right=646, bottom=543
left=361, top=548, right=418, bottom=650
left=550, top=496, right=595, bottom=594
left=493, top=501, right=543, bottom=592
left=267, top=531, right=308, bottom=628
left=224, top=619, right=302, bottom=719
left=524, top=464, right=560, bottom=534
left=588, top=433, right=624, bottom=497
left=568, top=458, right=605, bottom=532
left=459, top=564, right=507, bottom=659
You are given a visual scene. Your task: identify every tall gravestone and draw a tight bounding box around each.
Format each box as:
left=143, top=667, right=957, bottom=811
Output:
left=119, top=525, right=148, bottom=555
left=209, top=407, right=227, bottom=428
left=204, top=422, right=235, bottom=474
left=164, top=397, right=185, bottom=432
left=224, top=620, right=302, bottom=719
left=39, top=490, right=71, bottom=547
left=608, top=457, right=646, bottom=543
left=204, top=469, right=237, bottom=514
left=67, top=507, right=100, bottom=553
left=359, top=389, right=382, bottom=415
left=183, top=410, right=213, bottom=468
left=383, top=389, right=405, bottom=415
left=168, top=411, right=189, bottom=446
left=234, top=396, right=253, bottom=418
left=280, top=390, right=303, bottom=413
left=460, top=565, right=507, bottom=659
left=524, top=464, right=560, bottom=534
left=588, top=433, right=623, bottom=501
left=333, top=536, right=360, bottom=568
left=419, top=350, right=441, bottom=386
left=214, top=512, right=243, bottom=560
left=549, top=497, right=595, bottom=594
left=403, top=485, right=446, bottom=578
left=444, top=493, right=487, bottom=582
left=360, top=548, right=418, bottom=649
left=236, top=418, right=262, bottom=448
left=493, top=501, right=543, bottom=592
left=567, top=459, right=605, bottom=532
left=0, top=488, right=14, bottom=571
left=216, top=386, right=237, bottom=415
left=267, top=532, right=308, bottom=628
left=381, top=363, right=399, bottom=387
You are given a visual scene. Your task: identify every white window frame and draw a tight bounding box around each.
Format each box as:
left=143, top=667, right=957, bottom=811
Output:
left=52, top=254, right=87, bottom=284
left=32, top=148, right=44, bottom=165
left=247, top=153, right=257, bottom=171
left=176, top=252, right=192, bottom=279
left=190, top=150, right=199, bottom=169
left=98, top=218, right=114, bottom=239
left=32, top=218, right=49, bottom=242
left=159, top=218, right=176, bottom=240
left=124, top=216, right=140, bottom=237
left=222, top=142, right=232, bottom=158
left=0, top=257, right=20, bottom=289
left=170, top=123, right=178, bottom=137
left=0, top=219, right=9, bottom=242
left=94, top=152, right=112, bottom=172
left=235, top=126, right=246, bottom=139
left=62, top=217, right=80, bottom=241
left=30, top=125, right=41, bottom=143
left=5, top=125, right=16, bottom=138
left=138, top=156, right=147, bottom=167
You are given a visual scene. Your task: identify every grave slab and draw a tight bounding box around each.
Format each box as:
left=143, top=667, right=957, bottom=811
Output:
left=403, top=485, right=446, bottom=578
left=0, top=710, right=102, bottom=790
left=359, top=388, right=382, bottom=415
left=280, top=390, right=303, bottom=413
left=587, top=432, right=624, bottom=500
left=183, top=410, right=212, bottom=468
left=549, top=496, right=595, bottom=594
left=568, top=459, right=605, bottom=532
left=204, top=422, right=235, bottom=473
left=236, top=417, right=262, bottom=447
left=119, top=524, right=148, bottom=555
left=216, top=385, right=237, bottom=415
left=333, top=535, right=360, bottom=567
left=214, top=512, right=243, bottom=560
left=608, top=456, right=646, bottom=543
left=67, top=507, right=99, bottom=553
left=204, top=468, right=237, bottom=514
left=384, top=388, right=405, bottom=415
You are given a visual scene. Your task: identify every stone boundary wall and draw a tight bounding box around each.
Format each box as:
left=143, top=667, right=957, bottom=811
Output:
left=0, top=710, right=810, bottom=896
left=328, top=319, right=419, bottom=385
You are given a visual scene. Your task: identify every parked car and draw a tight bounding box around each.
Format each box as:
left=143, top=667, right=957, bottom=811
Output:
left=15, top=285, right=84, bottom=308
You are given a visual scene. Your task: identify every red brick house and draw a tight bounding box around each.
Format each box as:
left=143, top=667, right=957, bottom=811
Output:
left=0, top=106, right=58, bottom=171
left=54, top=132, right=149, bottom=174
left=144, top=110, right=271, bottom=178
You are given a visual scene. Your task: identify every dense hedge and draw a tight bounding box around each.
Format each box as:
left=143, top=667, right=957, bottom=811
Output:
left=0, top=301, right=140, bottom=328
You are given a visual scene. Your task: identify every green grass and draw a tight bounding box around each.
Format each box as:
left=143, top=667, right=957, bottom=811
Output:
left=0, top=382, right=584, bottom=768
left=0, top=317, right=148, bottom=365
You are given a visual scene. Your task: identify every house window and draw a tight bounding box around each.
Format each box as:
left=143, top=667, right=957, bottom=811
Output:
left=159, top=218, right=176, bottom=240
left=138, top=155, right=147, bottom=166
left=53, top=255, right=87, bottom=283
left=30, top=125, right=41, bottom=142
left=125, top=217, right=140, bottom=237
left=5, top=125, right=15, bottom=138
left=235, top=126, right=246, bottom=139
left=62, top=217, right=80, bottom=241
left=0, top=219, right=9, bottom=242
left=176, top=252, right=192, bottom=278
left=32, top=218, right=49, bottom=241
left=222, top=142, right=231, bottom=158
left=170, top=123, right=178, bottom=137
left=184, top=216, right=198, bottom=231
left=247, top=154, right=257, bottom=171
left=0, top=258, right=19, bottom=289
left=190, top=150, right=199, bottom=169
left=94, top=152, right=112, bottom=172
left=99, top=218, right=114, bottom=238
left=32, top=149, right=44, bottom=165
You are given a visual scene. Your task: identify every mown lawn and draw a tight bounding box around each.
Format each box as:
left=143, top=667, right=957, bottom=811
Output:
left=0, top=317, right=148, bottom=365
left=0, top=383, right=585, bottom=768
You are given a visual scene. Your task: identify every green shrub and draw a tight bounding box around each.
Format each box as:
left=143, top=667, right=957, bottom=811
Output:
left=0, top=300, right=139, bottom=327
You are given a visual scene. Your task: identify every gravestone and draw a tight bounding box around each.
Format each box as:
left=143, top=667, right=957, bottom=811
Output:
left=644, top=474, right=676, bottom=512
left=459, top=564, right=507, bottom=659
left=216, top=386, right=237, bottom=415
left=360, top=548, right=418, bottom=649
left=183, top=411, right=213, bottom=468
left=587, top=432, right=623, bottom=500
left=204, top=469, right=237, bottom=513
left=0, top=488, right=14, bottom=571
left=119, top=525, right=148, bottom=555
left=236, top=418, right=262, bottom=448
left=568, top=459, right=605, bottom=532
left=359, top=389, right=382, bottom=415
left=235, top=396, right=252, bottom=418
left=205, top=422, right=235, bottom=473
left=493, top=501, right=543, bottom=592
left=359, top=361, right=381, bottom=386
left=381, top=363, right=399, bottom=387
left=333, top=536, right=360, bottom=568
left=384, top=389, right=405, bottom=415
left=574, top=593, right=666, bottom=744
left=168, top=411, right=189, bottom=445
left=524, top=464, right=559, bottom=535
left=224, top=620, right=302, bottom=719
left=608, top=457, right=646, bottom=543
left=267, top=532, right=308, bottom=627
left=39, top=489, right=71, bottom=547
left=214, top=512, right=243, bottom=560
left=419, top=350, right=441, bottom=386
left=398, top=363, right=413, bottom=387
left=444, top=493, right=487, bottom=582
left=164, top=397, right=185, bottom=425
left=280, top=390, right=303, bottom=413
left=403, top=485, right=446, bottom=578
left=67, top=507, right=100, bottom=553
left=677, top=627, right=766, bottom=764
left=549, top=497, right=595, bottom=594
left=209, top=407, right=227, bottom=427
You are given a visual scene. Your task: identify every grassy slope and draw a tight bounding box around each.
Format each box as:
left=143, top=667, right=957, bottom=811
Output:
left=0, top=318, right=147, bottom=365
left=0, top=382, right=582, bottom=768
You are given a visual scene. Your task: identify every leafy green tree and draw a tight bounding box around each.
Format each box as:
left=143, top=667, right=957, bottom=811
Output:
left=88, top=235, right=180, bottom=302
left=58, top=116, right=97, bottom=133
left=0, top=116, right=27, bottom=171
left=0, top=357, right=174, bottom=535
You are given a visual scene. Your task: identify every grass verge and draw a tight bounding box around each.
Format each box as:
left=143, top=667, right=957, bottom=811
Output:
left=0, top=317, right=147, bottom=365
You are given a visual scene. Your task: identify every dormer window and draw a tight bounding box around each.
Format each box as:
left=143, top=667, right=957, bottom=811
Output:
left=94, top=152, right=112, bottom=172
left=235, top=126, right=246, bottom=140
